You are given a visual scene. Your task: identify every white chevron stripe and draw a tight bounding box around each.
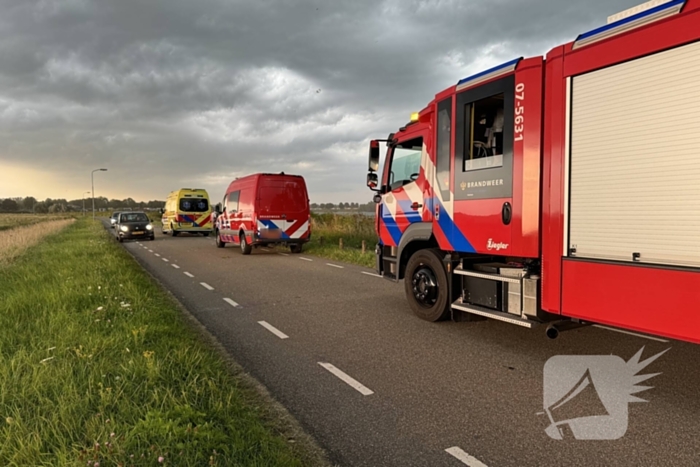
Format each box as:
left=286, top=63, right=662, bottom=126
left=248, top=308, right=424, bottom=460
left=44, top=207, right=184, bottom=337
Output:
left=288, top=220, right=309, bottom=239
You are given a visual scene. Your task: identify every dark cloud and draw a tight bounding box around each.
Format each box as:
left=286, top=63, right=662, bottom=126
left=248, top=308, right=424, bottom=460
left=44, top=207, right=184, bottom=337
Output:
left=0, top=0, right=638, bottom=202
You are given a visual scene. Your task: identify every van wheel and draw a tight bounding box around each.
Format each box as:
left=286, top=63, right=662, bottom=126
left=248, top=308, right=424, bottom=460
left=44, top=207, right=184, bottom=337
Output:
left=202, top=232, right=210, bottom=237
left=404, top=249, right=451, bottom=322
left=170, top=224, right=178, bottom=237
left=240, top=233, right=252, bottom=255
left=216, top=230, right=226, bottom=248
left=290, top=244, right=303, bottom=254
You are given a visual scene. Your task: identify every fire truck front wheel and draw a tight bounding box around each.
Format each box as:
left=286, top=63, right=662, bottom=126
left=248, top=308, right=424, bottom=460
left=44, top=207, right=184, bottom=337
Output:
left=404, top=249, right=450, bottom=322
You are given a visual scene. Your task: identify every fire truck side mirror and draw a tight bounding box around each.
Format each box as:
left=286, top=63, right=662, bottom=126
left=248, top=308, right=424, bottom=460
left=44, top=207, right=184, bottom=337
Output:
left=368, top=140, right=380, bottom=172
left=367, top=172, right=379, bottom=191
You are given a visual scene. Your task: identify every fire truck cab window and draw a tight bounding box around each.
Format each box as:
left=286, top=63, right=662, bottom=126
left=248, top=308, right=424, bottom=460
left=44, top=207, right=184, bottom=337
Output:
left=226, top=191, right=239, bottom=212
left=464, top=93, right=504, bottom=172
left=388, top=137, right=422, bottom=191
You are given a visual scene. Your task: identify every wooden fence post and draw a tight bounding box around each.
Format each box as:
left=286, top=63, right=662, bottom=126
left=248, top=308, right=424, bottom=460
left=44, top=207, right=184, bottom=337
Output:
left=362, top=240, right=366, bottom=254
left=339, top=238, right=344, bottom=250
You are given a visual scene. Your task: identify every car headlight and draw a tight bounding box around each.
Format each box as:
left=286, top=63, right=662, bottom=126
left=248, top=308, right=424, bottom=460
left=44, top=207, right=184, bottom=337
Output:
left=146, top=224, right=153, bottom=230
left=120, top=225, right=128, bottom=232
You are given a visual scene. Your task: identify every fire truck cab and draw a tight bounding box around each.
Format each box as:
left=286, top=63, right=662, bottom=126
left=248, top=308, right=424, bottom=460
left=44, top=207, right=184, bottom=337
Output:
left=366, top=0, right=700, bottom=345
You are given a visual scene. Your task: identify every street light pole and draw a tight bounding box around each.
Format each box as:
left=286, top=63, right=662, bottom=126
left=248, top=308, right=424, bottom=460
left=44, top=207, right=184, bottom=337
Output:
left=91, top=168, right=108, bottom=220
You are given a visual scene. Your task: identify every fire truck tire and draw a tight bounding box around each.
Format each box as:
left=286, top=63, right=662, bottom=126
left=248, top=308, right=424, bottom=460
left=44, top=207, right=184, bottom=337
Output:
left=215, top=229, right=226, bottom=248
left=404, top=249, right=450, bottom=322
left=240, top=232, right=252, bottom=255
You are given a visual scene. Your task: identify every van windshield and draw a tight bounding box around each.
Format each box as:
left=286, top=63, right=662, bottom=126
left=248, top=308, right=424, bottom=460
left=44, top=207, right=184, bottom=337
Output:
left=179, top=198, right=209, bottom=212
left=258, top=178, right=307, bottom=213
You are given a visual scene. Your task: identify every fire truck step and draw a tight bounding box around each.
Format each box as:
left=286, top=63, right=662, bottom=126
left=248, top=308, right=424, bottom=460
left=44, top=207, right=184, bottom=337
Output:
left=451, top=299, right=539, bottom=329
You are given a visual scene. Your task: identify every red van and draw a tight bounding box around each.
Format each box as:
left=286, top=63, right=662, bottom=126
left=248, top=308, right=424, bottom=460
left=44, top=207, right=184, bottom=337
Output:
left=213, top=172, right=311, bottom=254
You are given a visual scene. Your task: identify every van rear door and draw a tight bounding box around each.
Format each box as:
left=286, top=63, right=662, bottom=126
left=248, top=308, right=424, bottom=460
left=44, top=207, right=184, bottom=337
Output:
left=256, top=176, right=309, bottom=240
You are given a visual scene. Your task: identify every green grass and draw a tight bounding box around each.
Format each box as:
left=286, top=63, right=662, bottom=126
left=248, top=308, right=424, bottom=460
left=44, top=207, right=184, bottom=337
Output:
left=0, top=213, right=76, bottom=232
left=0, top=219, right=329, bottom=467
left=303, top=214, right=377, bottom=268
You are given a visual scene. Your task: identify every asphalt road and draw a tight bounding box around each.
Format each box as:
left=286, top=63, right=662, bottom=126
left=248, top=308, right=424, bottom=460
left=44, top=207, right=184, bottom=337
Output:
left=106, top=222, right=700, bottom=467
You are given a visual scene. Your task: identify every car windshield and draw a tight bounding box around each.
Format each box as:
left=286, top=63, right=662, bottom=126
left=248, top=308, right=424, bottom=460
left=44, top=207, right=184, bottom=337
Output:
left=120, top=213, right=149, bottom=223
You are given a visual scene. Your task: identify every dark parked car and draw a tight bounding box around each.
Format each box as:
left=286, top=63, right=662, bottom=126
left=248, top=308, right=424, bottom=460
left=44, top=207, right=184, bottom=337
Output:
left=115, top=211, right=154, bottom=242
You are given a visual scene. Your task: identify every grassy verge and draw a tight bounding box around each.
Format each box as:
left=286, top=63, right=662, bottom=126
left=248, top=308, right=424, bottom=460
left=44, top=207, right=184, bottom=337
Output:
left=0, top=219, right=329, bottom=467
left=303, top=214, right=377, bottom=268
left=0, top=219, right=76, bottom=265
left=0, top=213, right=76, bottom=232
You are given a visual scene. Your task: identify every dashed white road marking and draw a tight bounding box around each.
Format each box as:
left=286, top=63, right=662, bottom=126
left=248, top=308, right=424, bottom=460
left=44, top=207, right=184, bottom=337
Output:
left=318, top=363, right=374, bottom=396
left=445, top=447, right=489, bottom=467
left=361, top=272, right=382, bottom=278
left=155, top=253, right=161, bottom=257
left=278, top=252, right=289, bottom=256
left=162, top=258, right=169, bottom=262
left=171, top=264, right=180, bottom=269
left=223, top=298, right=240, bottom=308
left=593, top=325, right=669, bottom=343
left=299, top=257, right=313, bottom=262
left=258, top=321, right=289, bottom=339
left=200, top=282, right=214, bottom=291
left=148, top=249, right=154, bottom=253
left=326, top=263, right=344, bottom=269
left=184, top=272, right=194, bottom=278
left=261, top=248, right=271, bottom=252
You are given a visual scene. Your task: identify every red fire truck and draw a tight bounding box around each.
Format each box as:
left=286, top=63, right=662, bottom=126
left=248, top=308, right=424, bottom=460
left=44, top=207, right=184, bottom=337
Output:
left=366, top=0, right=700, bottom=345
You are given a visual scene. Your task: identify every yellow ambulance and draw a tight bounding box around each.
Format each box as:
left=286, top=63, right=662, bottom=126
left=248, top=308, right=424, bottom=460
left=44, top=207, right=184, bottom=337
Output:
left=160, top=188, right=214, bottom=237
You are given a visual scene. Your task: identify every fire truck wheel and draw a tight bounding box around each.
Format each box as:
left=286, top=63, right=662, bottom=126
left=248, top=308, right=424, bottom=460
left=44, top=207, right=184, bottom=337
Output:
left=404, top=249, right=450, bottom=322
left=215, top=230, right=226, bottom=248
left=240, top=233, right=252, bottom=255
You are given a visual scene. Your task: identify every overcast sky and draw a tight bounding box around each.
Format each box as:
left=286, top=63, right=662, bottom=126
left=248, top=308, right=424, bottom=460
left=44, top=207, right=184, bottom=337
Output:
left=0, top=0, right=638, bottom=204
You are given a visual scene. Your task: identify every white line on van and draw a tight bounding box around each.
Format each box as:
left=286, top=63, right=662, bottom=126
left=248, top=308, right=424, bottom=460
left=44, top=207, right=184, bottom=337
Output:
left=593, top=325, right=669, bottom=343
left=318, top=363, right=373, bottom=396
left=258, top=321, right=288, bottom=339
left=326, top=263, right=344, bottom=269
left=200, top=282, right=214, bottom=291
left=223, top=298, right=240, bottom=308
left=445, top=447, right=489, bottom=467
left=184, top=272, right=194, bottom=278
left=361, top=272, right=382, bottom=278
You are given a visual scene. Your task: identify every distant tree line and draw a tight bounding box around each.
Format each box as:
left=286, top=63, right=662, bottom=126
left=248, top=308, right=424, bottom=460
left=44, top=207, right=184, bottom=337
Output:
left=0, top=196, right=165, bottom=214
left=310, top=202, right=375, bottom=213
left=1, top=196, right=375, bottom=214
